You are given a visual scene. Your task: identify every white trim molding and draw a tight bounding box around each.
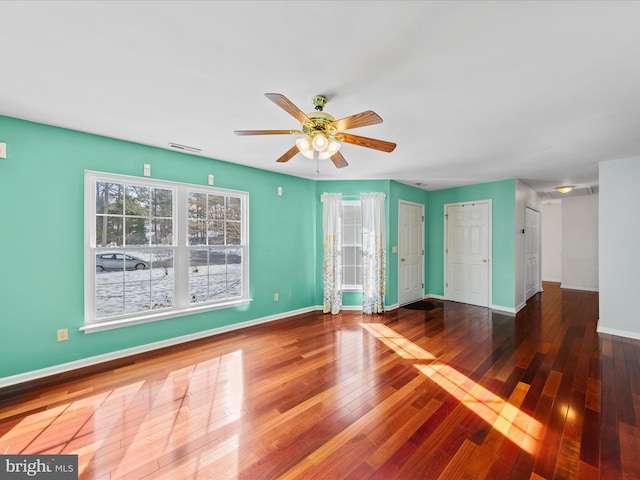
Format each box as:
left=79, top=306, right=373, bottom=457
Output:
left=561, top=284, right=599, bottom=292
left=491, top=304, right=517, bottom=315
left=597, top=324, right=640, bottom=341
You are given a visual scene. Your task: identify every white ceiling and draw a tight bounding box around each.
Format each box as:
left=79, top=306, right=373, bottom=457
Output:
left=2, top=1, right=640, bottom=193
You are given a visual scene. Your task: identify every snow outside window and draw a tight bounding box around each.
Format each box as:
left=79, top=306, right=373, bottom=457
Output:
left=84, top=171, right=249, bottom=332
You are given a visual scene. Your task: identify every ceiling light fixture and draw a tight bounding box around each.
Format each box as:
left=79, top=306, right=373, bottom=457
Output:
left=295, top=134, right=341, bottom=160
left=555, top=185, right=574, bottom=194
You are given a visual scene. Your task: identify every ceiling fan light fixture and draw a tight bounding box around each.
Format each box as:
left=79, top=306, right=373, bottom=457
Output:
left=556, top=185, right=574, bottom=194
left=327, top=137, right=340, bottom=154
left=318, top=137, right=341, bottom=159
left=296, top=136, right=315, bottom=159
left=312, top=134, right=329, bottom=152
left=297, top=135, right=341, bottom=160
left=319, top=143, right=341, bottom=160
left=296, top=136, right=311, bottom=150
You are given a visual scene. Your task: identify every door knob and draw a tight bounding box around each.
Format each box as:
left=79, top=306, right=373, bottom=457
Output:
left=400, top=258, right=406, bottom=262
left=482, top=258, right=488, bottom=263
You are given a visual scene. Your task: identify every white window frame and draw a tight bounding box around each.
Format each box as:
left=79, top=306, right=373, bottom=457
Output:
left=342, top=200, right=363, bottom=291
left=83, top=171, right=250, bottom=333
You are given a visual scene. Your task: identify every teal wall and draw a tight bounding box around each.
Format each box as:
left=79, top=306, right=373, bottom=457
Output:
left=0, top=114, right=514, bottom=380
left=0, top=116, right=317, bottom=378
left=314, top=179, right=391, bottom=308
left=313, top=180, right=429, bottom=308
left=427, top=179, right=516, bottom=309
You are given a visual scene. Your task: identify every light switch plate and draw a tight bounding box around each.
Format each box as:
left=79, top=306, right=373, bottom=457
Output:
left=0, top=142, right=6, bottom=159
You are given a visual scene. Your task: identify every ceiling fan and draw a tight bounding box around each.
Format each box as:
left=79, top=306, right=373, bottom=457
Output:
left=234, top=93, right=396, bottom=169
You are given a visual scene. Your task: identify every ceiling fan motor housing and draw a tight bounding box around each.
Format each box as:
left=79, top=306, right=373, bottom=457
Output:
left=303, top=111, right=336, bottom=136
left=306, top=94, right=333, bottom=136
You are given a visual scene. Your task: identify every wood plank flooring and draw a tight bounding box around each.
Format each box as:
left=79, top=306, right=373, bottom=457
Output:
left=1, top=282, right=639, bottom=479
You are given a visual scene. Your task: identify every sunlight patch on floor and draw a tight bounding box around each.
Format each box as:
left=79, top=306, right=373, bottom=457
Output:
left=361, top=323, right=543, bottom=455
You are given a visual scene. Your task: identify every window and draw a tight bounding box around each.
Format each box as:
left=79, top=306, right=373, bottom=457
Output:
left=187, top=190, right=243, bottom=304
left=342, top=201, right=363, bottom=290
left=84, top=171, right=249, bottom=332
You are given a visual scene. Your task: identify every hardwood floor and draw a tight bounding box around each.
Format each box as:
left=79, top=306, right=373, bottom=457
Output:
left=1, top=282, right=639, bottom=479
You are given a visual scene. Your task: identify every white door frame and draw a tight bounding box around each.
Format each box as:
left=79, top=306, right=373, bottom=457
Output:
left=398, top=200, right=425, bottom=306
left=444, top=200, right=492, bottom=307
left=524, top=206, right=542, bottom=300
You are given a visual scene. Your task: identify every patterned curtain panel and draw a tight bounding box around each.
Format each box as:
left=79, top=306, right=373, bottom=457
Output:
left=321, top=193, right=343, bottom=314
left=361, top=192, right=386, bottom=314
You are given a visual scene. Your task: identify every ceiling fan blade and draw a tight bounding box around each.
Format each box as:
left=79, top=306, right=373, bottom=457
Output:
left=276, top=144, right=300, bottom=163
left=330, top=151, right=348, bottom=168
left=338, top=133, right=397, bottom=152
left=329, top=110, right=383, bottom=132
left=234, top=129, right=302, bottom=136
left=265, top=93, right=311, bottom=124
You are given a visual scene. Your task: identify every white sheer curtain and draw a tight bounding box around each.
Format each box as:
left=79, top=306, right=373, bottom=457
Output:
left=321, top=193, right=342, bottom=314
left=361, top=192, right=386, bottom=314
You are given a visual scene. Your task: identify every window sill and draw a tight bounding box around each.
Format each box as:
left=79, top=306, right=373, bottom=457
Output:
left=81, top=298, right=253, bottom=334
left=343, top=286, right=363, bottom=292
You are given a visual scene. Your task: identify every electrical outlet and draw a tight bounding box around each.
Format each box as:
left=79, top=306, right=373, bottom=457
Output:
left=57, top=328, right=69, bottom=342
left=274, top=293, right=279, bottom=302
left=0, top=142, right=6, bottom=159
left=144, top=163, right=151, bottom=176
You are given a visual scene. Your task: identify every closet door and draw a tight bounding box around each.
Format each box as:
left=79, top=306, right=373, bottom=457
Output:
left=445, top=201, right=490, bottom=307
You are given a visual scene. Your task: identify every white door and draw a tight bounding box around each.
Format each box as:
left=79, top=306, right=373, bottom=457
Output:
left=445, top=202, right=490, bottom=307
left=525, top=207, right=541, bottom=300
left=398, top=201, right=424, bottom=305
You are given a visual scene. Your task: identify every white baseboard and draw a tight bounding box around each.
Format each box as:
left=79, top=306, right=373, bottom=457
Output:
left=427, top=293, right=516, bottom=315
left=426, top=293, right=445, bottom=300
left=491, top=304, right=517, bottom=315
left=0, top=306, right=316, bottom=389
left=561, top=284, right=599, bottom=292
left=596, top=324, right=640, bottom=341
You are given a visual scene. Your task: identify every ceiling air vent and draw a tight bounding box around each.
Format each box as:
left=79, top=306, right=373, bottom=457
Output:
left=168, top=142, right=201, bottom=153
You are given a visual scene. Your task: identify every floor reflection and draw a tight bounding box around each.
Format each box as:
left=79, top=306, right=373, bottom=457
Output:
left=361, top=322, right=543, bottom=455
